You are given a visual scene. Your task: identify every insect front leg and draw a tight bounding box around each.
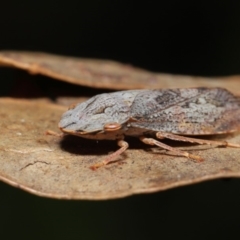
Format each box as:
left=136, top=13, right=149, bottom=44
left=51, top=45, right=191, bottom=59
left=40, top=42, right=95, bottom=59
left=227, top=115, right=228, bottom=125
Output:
left=139, top=136, right=204, bottom=162
left=90, top=139, right=129, bottom=170
left=45, top=130, right=64, bottom=137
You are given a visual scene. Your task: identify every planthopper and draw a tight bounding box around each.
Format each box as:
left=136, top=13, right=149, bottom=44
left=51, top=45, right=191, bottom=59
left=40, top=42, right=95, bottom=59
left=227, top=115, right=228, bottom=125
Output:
left=58, top=88, right=240, bottom=169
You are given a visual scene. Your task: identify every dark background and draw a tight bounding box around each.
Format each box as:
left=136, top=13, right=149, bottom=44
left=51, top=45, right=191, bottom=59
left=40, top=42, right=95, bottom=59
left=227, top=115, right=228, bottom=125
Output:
left=1, top=1, right=240, bottom=239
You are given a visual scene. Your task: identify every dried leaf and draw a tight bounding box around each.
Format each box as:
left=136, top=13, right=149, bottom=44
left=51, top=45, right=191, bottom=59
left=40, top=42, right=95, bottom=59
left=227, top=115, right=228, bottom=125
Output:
left=0, top=51, right=240, bottom=91
left=56, top=97, right=89, bottom=106
left=1, top=98, right=240, bottom=199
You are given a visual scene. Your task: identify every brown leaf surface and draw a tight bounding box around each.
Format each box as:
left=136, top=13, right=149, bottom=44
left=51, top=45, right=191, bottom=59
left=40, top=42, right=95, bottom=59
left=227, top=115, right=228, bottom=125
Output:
left=0, top=51, right=240, bottom=91
left=1, top=98, right=240, bottom=199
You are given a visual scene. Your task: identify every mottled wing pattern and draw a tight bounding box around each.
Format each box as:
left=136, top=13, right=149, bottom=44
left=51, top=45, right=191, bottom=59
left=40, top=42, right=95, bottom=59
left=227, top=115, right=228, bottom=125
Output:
left=129, top=88, right=240, bottom=135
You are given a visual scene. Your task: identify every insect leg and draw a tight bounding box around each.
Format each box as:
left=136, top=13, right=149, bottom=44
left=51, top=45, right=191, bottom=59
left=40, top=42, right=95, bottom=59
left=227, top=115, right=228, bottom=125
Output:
left=45, top=130, right=64, bottom=137
left=156, top=132, right=240, bottom=148
left=140, top=136, right=204, bottom=162
left=90, top=139, right=129, bottom=170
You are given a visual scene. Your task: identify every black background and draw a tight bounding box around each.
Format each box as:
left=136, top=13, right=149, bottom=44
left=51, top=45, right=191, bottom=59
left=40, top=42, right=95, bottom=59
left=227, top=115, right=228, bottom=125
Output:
left=1, top=1, right=240, bottom=239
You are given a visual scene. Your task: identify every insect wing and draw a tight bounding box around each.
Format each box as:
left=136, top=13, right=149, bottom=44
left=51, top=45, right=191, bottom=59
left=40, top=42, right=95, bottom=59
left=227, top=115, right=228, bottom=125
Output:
left=129, top=88, right=240, bottom=135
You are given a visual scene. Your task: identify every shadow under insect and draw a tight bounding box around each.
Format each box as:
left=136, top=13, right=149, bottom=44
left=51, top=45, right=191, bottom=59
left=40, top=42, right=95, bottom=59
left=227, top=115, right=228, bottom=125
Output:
left=59, top=134, right=232, bottom=157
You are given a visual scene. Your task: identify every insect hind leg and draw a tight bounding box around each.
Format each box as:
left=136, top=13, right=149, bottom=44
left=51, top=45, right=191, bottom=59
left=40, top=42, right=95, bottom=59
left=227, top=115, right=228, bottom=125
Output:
left=156, top=132, right=240, bottom=148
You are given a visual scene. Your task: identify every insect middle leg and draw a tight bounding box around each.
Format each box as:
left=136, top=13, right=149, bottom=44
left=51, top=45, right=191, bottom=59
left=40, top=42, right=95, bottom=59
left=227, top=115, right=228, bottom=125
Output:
left=90, top=139, right=129, bottom=170
left=140, top=136, right=204, bottom=162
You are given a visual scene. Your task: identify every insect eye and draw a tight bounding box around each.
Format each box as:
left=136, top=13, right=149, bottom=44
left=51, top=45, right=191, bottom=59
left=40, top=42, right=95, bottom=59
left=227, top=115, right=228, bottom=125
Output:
left=104, top=122, right=121, bottom=132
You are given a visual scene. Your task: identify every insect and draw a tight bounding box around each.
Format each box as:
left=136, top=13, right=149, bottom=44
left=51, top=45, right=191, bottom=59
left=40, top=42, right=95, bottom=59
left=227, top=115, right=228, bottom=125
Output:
left=58, top=87, right=240, bottom=170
